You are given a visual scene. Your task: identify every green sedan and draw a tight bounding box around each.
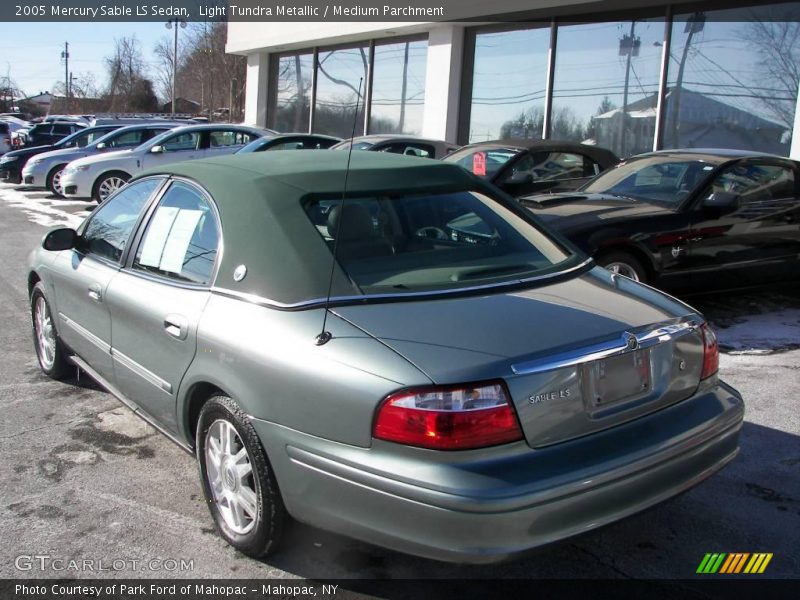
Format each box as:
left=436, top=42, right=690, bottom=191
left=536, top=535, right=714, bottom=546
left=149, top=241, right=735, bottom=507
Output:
left=27, top=151, right=744, bottom=563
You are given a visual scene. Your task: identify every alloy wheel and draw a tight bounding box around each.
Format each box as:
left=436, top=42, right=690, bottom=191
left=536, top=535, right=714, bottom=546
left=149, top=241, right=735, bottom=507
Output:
left=98, top=176, right=127, bottom=201
left=205, top=419, right=258, bottom=535
left=604, top=261, right=641, bottom=281
left=34, top=296, right=56, bottom=370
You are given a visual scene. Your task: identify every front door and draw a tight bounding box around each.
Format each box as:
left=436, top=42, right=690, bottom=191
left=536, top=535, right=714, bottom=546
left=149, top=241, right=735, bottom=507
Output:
left=140, top=130, right=204, bottom=171
left=687, top=160, right=799, bottom=288
left=48, top=178, right=162, bottom=380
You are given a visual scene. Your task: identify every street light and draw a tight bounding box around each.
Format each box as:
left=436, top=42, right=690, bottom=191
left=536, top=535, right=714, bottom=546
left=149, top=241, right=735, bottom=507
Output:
left=165, top=18, right=187, bottom=116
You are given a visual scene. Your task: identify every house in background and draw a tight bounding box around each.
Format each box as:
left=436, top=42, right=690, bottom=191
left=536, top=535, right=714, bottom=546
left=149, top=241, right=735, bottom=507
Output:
left=591, top=87, right=789, bottom=157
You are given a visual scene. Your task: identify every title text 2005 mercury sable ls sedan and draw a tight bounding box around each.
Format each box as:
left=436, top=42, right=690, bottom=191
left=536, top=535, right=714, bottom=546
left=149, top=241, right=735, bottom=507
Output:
left=28, top=152, right=743, bottom=563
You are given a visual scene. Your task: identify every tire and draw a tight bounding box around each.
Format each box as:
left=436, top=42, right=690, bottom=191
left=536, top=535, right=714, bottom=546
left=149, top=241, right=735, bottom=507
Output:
left=92, top=171, right=130, bottom=203
left=30, top=281, right=70, bottom=379
left=196, top=394, right=286, bottom=558
left=596, top=251, right=647, bottom=283
left=46, top=164, right=68, bottom=198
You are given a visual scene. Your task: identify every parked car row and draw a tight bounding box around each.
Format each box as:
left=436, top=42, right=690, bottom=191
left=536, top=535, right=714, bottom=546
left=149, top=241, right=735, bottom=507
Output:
left=5, top=118, right=798, bottom=296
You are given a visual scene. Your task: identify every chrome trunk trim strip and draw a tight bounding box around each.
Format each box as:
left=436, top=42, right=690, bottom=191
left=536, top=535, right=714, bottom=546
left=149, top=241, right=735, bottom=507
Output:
left=511, top=317, right=700, bottom=376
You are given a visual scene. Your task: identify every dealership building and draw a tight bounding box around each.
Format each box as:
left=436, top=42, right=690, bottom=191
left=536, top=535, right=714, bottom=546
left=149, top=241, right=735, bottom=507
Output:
left=228, top=0, right=800, bottom=159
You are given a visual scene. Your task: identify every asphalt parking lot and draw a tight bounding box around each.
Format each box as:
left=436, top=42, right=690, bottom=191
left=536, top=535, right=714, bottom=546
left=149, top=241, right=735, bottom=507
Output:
left=0, top=181, right=797, bottom=583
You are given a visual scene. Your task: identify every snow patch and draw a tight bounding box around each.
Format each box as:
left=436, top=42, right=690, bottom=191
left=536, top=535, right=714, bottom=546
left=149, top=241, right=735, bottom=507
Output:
left=711, top=309, right=800, bottom=354
left=0, top=183, right=88, bottom=229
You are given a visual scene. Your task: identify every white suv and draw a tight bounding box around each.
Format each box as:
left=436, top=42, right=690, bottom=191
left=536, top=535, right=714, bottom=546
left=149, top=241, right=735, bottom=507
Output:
left=61, top=124, right=272, bottom=202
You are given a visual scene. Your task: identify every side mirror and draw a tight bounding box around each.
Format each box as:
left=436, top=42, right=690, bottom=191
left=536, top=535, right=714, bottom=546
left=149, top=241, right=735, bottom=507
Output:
left=96, top=142, right=107, bottom=150
left=506, top=171, right=533, bottom=185
left=704, top=191, right=740, bottom=212
left=42, top=228, right=77, bottom=251
left=150, top=145, right=165, bottom=154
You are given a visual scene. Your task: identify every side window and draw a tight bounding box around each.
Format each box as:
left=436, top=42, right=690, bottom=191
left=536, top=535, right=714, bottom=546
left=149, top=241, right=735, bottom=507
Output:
left=209, top=130, right=254, bottom=147
left=162, top=132, right=201, bottom=152
left=266, top=139, right=304, bottom=151
left=78, top=179, right=160, bottom=263
left=110, top=130, right=145, bottom=148
left=703, top=164, right=795, bottom=204
left=584, top=156, right=602, bottom=177
left=132, top=182, right=219, bottom=285
left=379, top=143, right=435, bottom=158
left=52, top=124, right=72, bottom=136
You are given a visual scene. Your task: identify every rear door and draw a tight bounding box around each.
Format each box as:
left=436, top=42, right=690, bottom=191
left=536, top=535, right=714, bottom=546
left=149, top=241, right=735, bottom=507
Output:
left=687, top=159, right=800, bottom=287
left=204, top=129, right=260, bottom=159
left=139, top=129, right=203, bottom=171
left=105, top=179, right=219, bottom=431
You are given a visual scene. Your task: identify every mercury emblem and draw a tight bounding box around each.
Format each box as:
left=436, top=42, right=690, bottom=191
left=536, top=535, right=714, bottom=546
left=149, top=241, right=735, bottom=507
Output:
left=233, top=265, right=247, bottom=282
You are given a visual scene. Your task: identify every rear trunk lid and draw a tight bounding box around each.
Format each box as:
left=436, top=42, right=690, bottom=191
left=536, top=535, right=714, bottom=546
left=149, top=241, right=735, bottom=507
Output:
left=335, top=268, right=705, bottom=447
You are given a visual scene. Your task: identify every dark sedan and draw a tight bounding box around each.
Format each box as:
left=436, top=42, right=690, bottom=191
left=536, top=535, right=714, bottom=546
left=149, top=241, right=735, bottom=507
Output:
left=0, top=124, right=123, bottom=184
left=521, top=149, right=800, bottom=293
left=443, top=139, right=619, bottom=198
left=331, top=134, right=459, bottom=159
left=237, top=133, right=341, bottom=153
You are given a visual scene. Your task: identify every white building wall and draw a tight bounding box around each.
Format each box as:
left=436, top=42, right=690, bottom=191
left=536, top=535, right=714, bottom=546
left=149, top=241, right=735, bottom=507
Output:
left=243, top=53, right=269, bottom=127
left=421, top=26, right=464, bottom=142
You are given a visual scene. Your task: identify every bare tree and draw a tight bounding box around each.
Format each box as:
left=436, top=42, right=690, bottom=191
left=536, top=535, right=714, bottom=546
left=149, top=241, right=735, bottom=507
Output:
left=741, top=18, right=800, bottom=130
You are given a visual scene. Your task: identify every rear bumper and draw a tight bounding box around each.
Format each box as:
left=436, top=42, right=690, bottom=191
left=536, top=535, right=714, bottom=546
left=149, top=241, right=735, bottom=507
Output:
left=251, top=380, right=744, bottom=563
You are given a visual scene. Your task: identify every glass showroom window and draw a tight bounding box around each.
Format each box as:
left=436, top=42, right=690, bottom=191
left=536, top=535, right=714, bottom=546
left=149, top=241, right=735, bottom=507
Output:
left=314, top=44, right=369, bottom=138
left=468, top=27, right=550, bottom=143
left=552, top=19, right=663, bottom=157
left=274, top=52, right=313, bottom=133
left=369, top=39, right=428, bottom=135
left=664, top=4, right=800, bottom=155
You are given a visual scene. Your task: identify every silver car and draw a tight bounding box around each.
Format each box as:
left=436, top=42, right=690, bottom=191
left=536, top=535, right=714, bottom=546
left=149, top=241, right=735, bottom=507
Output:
left=60, top=124, right=272, bottom=202
left=28, top=151, right=744, bottom=563
left=21, top=123, right=182, bottom=197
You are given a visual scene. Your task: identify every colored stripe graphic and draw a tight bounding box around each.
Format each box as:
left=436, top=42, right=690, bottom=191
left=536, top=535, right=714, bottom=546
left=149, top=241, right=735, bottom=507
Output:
left=698, top=552, right=773, bottom=574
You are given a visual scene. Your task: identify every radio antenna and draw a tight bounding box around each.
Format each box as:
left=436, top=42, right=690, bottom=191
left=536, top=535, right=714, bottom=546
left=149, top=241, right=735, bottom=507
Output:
left=316, top=77, right=363, bottom=346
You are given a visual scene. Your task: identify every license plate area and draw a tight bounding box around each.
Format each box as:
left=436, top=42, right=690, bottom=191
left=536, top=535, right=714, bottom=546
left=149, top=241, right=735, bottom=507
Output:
left=583, top=348, right=651, bottom=408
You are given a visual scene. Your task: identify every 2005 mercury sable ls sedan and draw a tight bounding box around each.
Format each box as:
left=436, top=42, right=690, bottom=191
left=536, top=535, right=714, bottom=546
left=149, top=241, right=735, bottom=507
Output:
left=28, top=151, right=743, bottom=563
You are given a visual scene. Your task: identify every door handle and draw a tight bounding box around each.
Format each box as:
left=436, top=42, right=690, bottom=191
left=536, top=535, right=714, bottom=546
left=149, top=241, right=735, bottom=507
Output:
left=164, top=314, right=189, bottom=340
left=88, top=283, right=103, bottom=302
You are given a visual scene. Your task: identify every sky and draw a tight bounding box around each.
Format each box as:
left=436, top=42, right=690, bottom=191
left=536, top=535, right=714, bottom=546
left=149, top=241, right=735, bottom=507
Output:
left=1, top=22, right=179, bottom=98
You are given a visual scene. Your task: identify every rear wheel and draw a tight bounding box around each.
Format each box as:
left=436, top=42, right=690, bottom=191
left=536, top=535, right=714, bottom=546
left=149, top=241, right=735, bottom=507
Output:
left=46, top=164, right=68, bottom=198
left=30, top=282, right=70, bottom=379
left=596, top=251, right=647, bottom=283
left=197, top=394, right=286, bottom=558
left=93, top=171, right=130, bottom=203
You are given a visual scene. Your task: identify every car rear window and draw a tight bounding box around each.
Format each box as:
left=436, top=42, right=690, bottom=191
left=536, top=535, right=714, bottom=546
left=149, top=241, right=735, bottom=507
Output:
left=444, top=147, right=523, bottom=179
left=303, top=190, right=572, bottom=295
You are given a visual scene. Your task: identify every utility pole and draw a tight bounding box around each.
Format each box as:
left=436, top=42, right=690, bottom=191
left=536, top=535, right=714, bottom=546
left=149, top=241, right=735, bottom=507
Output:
left=61, top=42, right=69, bottom=114
left=618, top=21, right=639, bottom=157
left=398, top=41, right=409, bottom=132
left=166, top=18, right=186, bottom=116
left=670, top=12, right=705, bottom=147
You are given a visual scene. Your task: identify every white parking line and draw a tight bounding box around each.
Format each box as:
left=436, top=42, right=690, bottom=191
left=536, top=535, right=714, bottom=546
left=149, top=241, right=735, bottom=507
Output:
left=0, top=183, right=90, bottom=229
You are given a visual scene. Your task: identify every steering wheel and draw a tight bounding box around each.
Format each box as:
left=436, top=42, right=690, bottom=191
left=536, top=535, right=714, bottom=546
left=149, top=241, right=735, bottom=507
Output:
left=415, top=226, right=448, bottom=240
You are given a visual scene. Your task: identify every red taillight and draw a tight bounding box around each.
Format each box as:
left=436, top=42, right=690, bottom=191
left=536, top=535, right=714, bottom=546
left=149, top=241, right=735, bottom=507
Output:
left=700, top=323, right=719, bottom=379
left=373, top=382, right=523, bottom=450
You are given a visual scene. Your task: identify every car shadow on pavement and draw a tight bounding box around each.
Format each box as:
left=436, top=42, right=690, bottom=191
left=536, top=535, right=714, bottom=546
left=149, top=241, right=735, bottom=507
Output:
left=254, top=421, right=799, bottom=581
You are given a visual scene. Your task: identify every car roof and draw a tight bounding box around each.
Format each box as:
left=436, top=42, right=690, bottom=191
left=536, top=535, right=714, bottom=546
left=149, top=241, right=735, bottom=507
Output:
left=455, top=139, right=619, bottom=163
left=136, top=151, right=486, bottom=305
left=636, top=148, right=794, bottom=161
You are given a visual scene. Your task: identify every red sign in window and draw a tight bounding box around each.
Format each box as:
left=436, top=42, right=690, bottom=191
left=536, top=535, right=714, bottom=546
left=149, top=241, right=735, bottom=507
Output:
left=472, top=152, right=486, bottom=176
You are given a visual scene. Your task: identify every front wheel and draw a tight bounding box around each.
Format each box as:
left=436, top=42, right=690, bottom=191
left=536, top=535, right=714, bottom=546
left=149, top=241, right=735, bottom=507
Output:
left=92, top=171, right=130, bottom=203
left=31, top=282, right=70, bottom=379
left=47, top=164, right=68, bottom=198
left=196, top=395, right=286, bottom=558
left=596, top=251, right=647, bottom=283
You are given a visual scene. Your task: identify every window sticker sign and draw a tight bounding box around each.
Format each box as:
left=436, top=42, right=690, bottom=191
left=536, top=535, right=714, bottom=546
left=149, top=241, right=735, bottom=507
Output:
left=472, top=152, right=486, bottom=177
